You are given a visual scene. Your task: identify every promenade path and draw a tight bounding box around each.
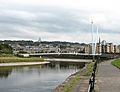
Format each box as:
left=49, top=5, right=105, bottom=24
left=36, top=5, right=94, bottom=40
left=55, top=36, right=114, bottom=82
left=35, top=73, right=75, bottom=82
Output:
left=98, top=60, right=120, bottom=92
left=69, top=76, right=89, bottom=92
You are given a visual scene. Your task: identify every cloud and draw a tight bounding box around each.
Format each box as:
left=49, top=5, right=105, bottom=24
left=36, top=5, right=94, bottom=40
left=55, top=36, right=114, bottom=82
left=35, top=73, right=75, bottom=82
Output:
left=0, top=0, right=120, bottom=44
left=0, top=7, right=90, bottom=33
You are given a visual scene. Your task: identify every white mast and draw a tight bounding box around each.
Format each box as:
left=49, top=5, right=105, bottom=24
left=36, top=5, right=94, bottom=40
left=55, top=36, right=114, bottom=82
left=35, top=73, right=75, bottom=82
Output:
left=91, top=20, right=94, bottom=55
left=38, top=37, right=41, bottom=42
left=94, top=26, right=99, bottom=55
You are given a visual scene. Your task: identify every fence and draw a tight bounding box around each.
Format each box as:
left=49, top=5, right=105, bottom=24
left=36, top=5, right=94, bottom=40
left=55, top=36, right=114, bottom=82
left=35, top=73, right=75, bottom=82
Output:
left=87, top=60, right=97, bottom=92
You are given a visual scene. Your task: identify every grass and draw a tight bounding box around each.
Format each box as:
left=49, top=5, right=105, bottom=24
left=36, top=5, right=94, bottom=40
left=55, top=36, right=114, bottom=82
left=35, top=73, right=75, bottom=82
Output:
left=63, top=62, right=94, bottom=92
left=0, top=54, right=44, bottom=63
left=64, top=74, right=80, bottom=92
left=111, top=58, right=120, bottom=69
left=80, top=62, right=94, bottom=76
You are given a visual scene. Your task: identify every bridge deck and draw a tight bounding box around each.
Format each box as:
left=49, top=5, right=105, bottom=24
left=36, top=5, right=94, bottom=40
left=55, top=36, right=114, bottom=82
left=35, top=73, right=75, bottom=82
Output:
left=45, top=58, right=92, bottom=62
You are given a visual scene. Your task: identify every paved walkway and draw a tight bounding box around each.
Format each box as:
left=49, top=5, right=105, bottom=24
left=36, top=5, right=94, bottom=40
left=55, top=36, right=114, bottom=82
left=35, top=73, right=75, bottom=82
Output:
left=70, top=76, right=89, bottom=92
left=98, top=60, right=120, bottom=92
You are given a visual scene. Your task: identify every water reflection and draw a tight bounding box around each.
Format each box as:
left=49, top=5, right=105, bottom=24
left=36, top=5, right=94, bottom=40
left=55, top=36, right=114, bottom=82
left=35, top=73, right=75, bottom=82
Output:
left=49, top=62, right=85, bottom=69
left=0, top=67, right=12, bottom=78
left=0, top=62, right=85, bottom=92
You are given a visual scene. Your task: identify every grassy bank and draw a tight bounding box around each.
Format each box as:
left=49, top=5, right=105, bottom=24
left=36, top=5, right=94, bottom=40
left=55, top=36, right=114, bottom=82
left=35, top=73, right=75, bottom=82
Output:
left=54, top=62, right=94, bottom=92
left=111, top=58, right=120, bottom=69
left=0, top=54, right=44, bottom=63
left=0, top=54, right=15, bottom=57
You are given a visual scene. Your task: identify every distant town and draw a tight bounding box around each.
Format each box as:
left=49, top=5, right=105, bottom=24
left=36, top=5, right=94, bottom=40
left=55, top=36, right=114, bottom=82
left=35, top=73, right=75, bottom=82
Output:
left=0, top=38, right=120, bottom=54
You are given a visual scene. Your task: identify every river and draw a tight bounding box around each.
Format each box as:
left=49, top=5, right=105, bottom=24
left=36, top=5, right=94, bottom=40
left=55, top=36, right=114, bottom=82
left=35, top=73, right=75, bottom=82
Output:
left=0, top=61, right=85, bottom=92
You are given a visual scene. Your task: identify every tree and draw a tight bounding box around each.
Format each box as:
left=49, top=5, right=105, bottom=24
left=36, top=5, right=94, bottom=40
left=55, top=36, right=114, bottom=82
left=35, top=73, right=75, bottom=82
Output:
left=0, top=44, right=13, bottom=54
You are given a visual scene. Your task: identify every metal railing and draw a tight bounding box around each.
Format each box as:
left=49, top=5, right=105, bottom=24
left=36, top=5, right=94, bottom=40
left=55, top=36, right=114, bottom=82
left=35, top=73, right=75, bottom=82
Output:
left=87, top=60, right=97, bottom=92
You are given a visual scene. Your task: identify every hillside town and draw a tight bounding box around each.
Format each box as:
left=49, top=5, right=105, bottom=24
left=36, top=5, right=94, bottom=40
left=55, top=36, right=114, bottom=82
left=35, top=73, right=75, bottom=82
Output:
left=0, top=38, right=120, bottom=54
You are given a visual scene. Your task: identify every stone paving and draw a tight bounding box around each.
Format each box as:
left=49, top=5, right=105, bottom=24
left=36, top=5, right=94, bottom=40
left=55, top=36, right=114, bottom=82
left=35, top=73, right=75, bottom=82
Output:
left=70, top=76, right=89, bottom=92
left=98, top=60, right=120, bottom=92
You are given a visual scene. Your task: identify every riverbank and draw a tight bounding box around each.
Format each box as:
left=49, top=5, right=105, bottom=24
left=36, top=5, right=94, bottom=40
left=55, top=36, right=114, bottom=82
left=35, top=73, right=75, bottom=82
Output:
left=53, top=62, right=94, bottom=92
left=0, top=54, right=44, bottom=63
left=0, top=62, right=50, bottom=67
left=0, top=57, right=44, bottom=63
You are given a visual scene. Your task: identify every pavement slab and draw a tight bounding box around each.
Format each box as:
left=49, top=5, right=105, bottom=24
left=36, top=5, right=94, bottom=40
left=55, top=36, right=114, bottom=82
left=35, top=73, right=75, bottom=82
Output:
left=98, top=60, right=120, bottom=92
left=70, top=76, right=89, bottom=92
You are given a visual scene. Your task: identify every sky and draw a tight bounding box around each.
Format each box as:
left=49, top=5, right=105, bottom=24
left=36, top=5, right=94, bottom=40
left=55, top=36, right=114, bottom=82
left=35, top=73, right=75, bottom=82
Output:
left=0, top=0, right=120, bottom=44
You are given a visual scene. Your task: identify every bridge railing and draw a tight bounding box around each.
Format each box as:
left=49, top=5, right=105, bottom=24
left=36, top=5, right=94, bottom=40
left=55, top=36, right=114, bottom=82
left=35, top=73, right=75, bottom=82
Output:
left=87, top=60, right=97, bottom=92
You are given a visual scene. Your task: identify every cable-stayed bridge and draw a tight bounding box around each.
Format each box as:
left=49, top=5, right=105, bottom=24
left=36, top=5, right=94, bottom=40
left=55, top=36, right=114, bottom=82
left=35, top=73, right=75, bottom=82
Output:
left=19, top=53, right=119, bottom=60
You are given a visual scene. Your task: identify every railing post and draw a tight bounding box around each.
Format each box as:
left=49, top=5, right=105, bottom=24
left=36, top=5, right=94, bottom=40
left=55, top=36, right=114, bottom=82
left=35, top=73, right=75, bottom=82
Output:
left=87, top=60, right=97, bottom=92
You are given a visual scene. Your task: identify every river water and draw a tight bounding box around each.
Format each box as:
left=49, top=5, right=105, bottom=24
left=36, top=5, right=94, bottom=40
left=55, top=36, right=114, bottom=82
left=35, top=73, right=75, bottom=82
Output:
left=0, top=62, right=85, bottom=92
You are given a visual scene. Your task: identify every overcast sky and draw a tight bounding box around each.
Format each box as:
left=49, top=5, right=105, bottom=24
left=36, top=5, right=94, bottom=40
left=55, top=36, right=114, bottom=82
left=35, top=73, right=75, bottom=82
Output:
left=0, top=0, right=120, bottom=44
